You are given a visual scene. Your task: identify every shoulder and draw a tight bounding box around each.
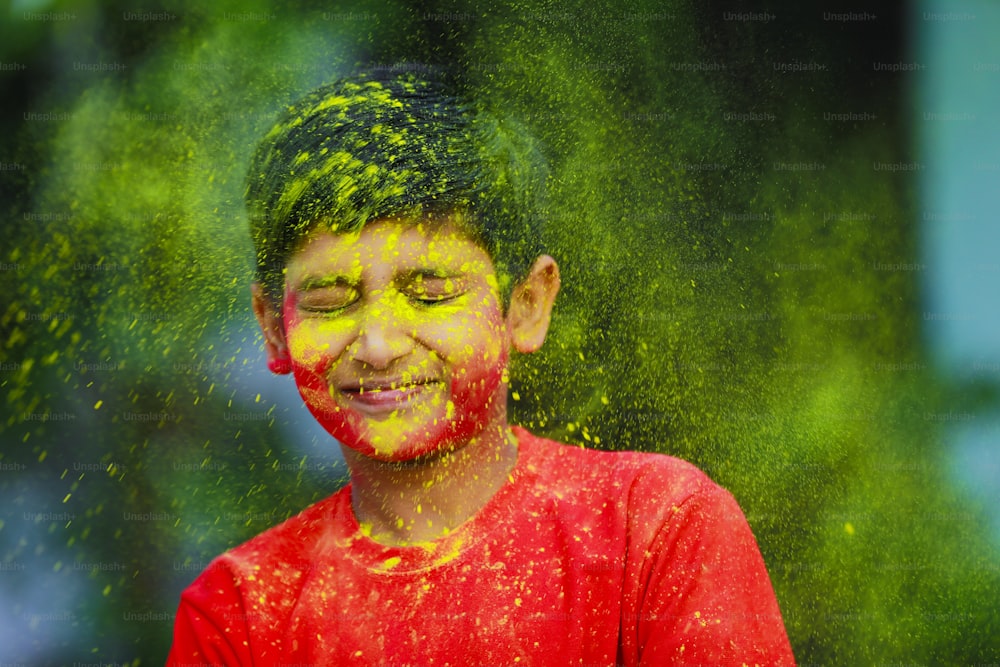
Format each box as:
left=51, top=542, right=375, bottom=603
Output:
left=511, top=426, right=751, bottom=560
left=513, top=425, right=719, bottom=508
left=185, top=486, right=351, bottom=590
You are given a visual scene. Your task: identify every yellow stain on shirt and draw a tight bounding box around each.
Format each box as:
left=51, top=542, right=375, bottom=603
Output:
left=431, top=536, right=464, bottom=567
left=378, top=556, right=401, bottom=571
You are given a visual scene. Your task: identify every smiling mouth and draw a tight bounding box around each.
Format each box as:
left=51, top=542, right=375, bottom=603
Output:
left=341, top=377, right=437, bottom=393
left=339, top=379, right=442, bottom=411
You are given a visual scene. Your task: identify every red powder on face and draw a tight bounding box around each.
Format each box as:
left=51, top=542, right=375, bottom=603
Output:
left=279, top=219, right=512, bottom=462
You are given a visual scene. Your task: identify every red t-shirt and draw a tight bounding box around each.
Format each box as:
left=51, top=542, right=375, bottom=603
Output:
left=167, top=426, right=795, bottom=666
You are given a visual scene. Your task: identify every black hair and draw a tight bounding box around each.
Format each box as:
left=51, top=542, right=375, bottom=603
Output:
left=245, top=65, right=548, bottom=304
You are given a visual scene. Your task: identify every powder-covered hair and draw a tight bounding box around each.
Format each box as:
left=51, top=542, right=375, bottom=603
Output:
left=245, top=65, right=548, bottom=304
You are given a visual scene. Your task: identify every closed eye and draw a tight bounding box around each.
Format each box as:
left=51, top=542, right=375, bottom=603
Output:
left=300, top=303, right=355, bottom=314
left=297, top=287, right=359, bottom=314
left=403, top=273, right=465, bottom=306
left=410, top=293, right=462, bottom=306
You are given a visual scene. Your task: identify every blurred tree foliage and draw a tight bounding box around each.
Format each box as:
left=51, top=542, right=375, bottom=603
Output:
left=1, top=0, right=997, bottom=663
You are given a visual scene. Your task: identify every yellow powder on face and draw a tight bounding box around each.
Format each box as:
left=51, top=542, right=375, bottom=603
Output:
left=299, top=386, right=340, bottom=413
left=378, top=226, right=403, bottom=263
left=486, top=273, right=500, bottom=292
left=369, top=411, right=415, bottom=458
left=316, top=317, right=358, bottom=336
left=285, top=302, right=359, bottom=371
left=286, top=332, right=328, bottom=367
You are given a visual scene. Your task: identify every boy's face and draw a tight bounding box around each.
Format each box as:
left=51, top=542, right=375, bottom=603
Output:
left=270, top=217, right=516, bottom=462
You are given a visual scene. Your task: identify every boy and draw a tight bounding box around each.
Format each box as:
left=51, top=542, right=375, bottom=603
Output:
left=167, top=68, right=795, bottom=665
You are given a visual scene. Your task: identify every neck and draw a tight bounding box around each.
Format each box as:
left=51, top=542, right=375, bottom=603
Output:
left=342, top=421, right=519, bottom=545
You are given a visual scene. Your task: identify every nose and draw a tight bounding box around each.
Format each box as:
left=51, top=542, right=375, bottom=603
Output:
left=349, top=300, right=413, bottom=369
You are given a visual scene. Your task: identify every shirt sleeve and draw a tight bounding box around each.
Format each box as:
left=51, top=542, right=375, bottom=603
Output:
left=620, top=465, right=796, bottom=666
left=165, top=558, right=254, bottom=667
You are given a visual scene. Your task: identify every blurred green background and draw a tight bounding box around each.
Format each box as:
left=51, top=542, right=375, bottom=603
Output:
left=2, top=0, right=998, bottom=664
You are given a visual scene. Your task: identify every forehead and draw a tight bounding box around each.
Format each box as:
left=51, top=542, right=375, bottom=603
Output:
left=285, top=217, right=493, bottom=281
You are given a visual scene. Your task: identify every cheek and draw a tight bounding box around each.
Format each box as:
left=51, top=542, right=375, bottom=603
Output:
left=447, top=312, right=509, bottom=399
left=285, top=322, right=343, bottom=423
left=282, top=299, right=356, bottom=377
left=284, top=318, right=365, bottom=445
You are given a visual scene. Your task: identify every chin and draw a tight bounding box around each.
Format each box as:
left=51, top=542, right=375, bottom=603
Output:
left=311, top=392, right=504, bottom=464
left=334, top=414, right=486, bottom=463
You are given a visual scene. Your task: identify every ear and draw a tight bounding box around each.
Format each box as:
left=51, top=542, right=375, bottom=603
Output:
left=506, top=255, right=560, bottom=354
left=251, top=282, right=292, bottom=375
